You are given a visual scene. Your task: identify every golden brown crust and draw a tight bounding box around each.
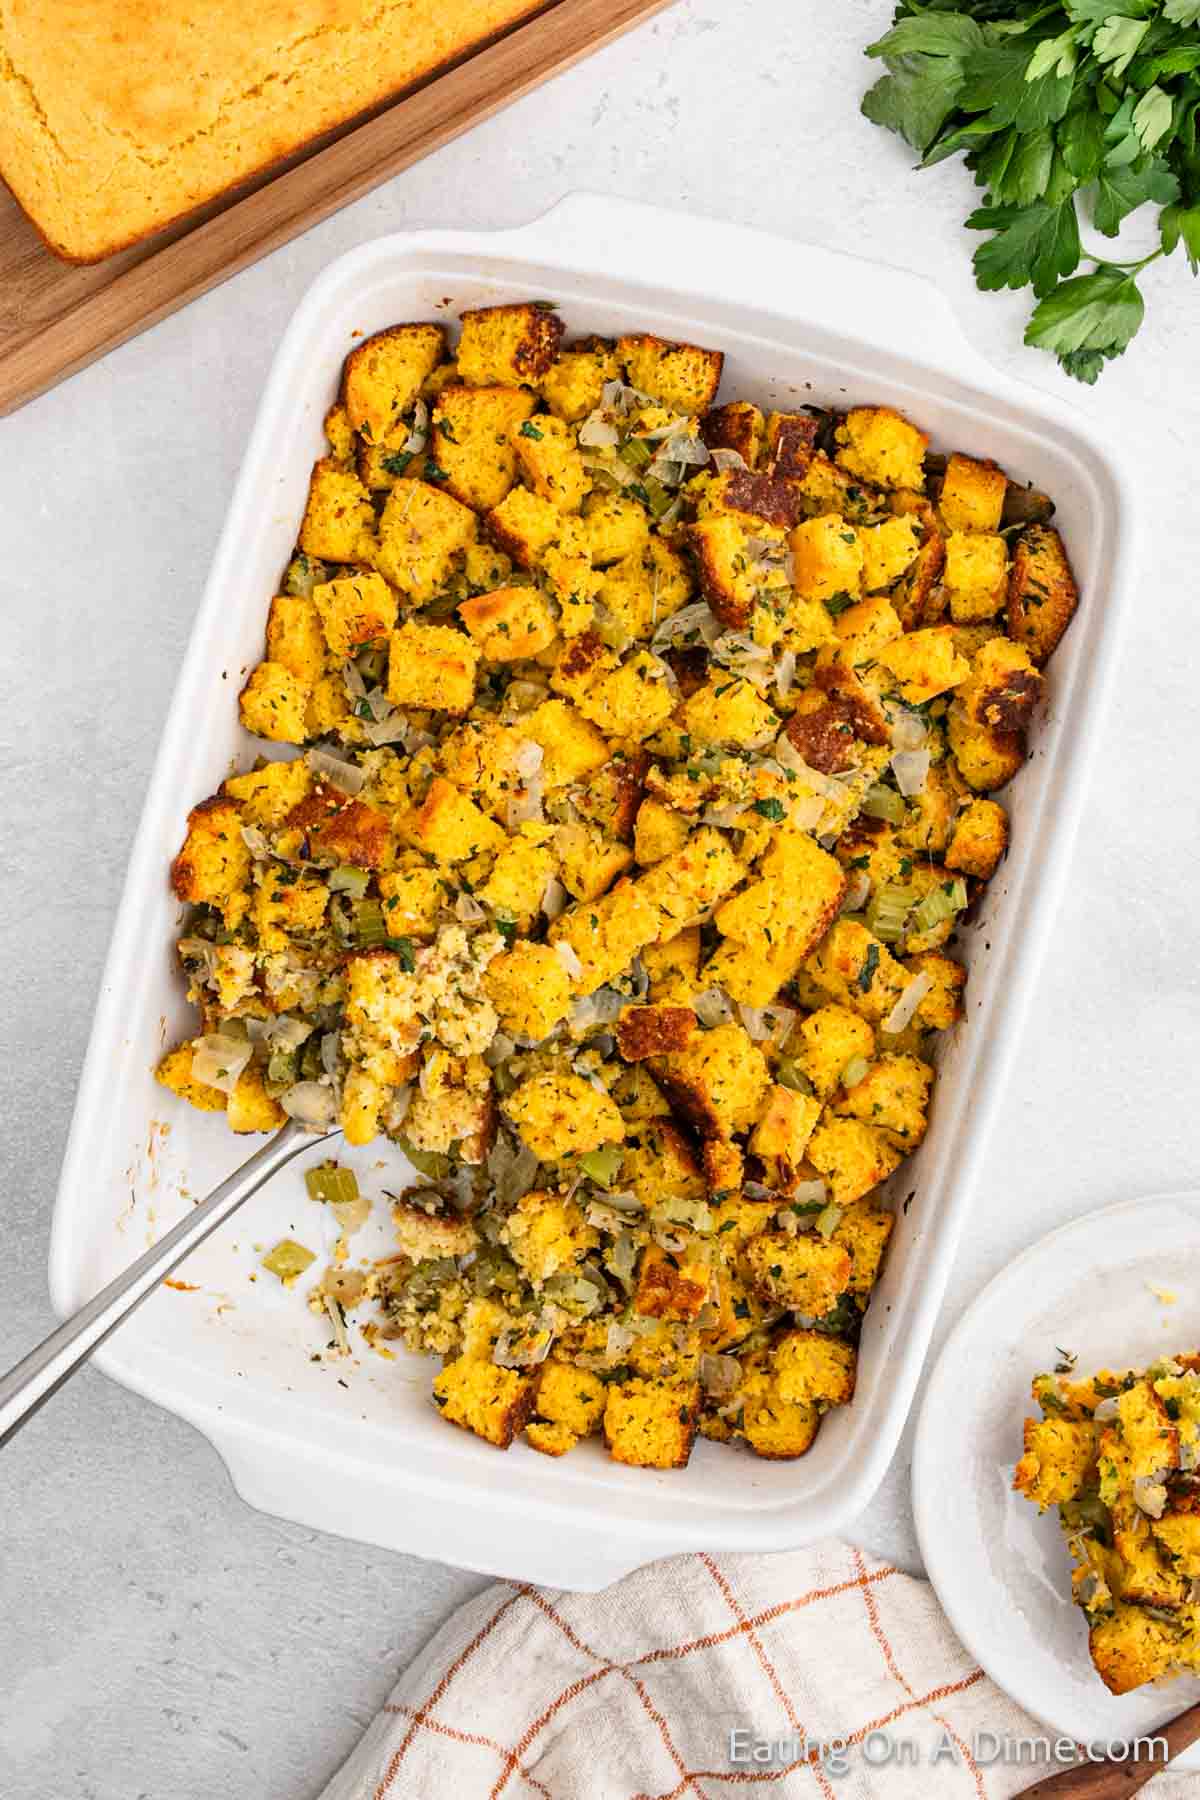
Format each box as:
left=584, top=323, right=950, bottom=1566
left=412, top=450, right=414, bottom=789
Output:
left=169, top=795, right=242, bottom=900
left=616, top=1005, right=696, bottom=1062
left=718, top=470, right=803, bottom=530
left=700, top=402, right=764, bottom=467
left=765, top=412, right=821, bottom=479
left=783, top=694, right=861, bottom=774
left=1007, top=523, right=1079, bottom=667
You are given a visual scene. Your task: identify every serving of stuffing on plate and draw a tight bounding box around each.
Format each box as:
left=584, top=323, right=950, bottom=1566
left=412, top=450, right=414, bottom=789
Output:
left=1016, top=1353, right=1200, bottom=1696
left=157, top=301, right=1078, bottom=1470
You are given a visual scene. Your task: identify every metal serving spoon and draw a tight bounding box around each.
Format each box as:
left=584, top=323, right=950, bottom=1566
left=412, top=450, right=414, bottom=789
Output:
left=0, top=1120, right=333, bottom=1448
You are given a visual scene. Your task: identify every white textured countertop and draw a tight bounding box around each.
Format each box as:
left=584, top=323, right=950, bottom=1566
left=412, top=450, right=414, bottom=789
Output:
left=2, top=2, right=1198, bottom=1795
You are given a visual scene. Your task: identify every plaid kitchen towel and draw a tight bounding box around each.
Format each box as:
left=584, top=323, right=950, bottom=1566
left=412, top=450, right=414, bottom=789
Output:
left=318, top=1539, right=1194, bottom=1798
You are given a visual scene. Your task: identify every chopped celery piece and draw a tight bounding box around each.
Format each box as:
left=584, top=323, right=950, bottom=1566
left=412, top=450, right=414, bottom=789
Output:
left=642, top=475, right=674, bottom=518
left=910, top=877, right=968, bottom=936
left=775, top=1058, right=814, bottom=1096
left=300, top=1036, right=324, bottom=1080
left=266, top=1045, right=300, bottom=1090
left=396, top=1137, right=451, bottom=1180
left=815, top=1204, right=844, bottom=1241
left=840, top=1056, right=870, bottom=1090
left=353, top=898, right=388, bottom=947
left=283, top=553, right=328, bottom=598
left=866, top=882, right=917, bottom=944
left=861, top=784, right=907, bottom=825
left=262, top=1239, right=316, bottom=1285
left=305, top=1163, right=360, bottom=1207
left=328, top=865, right=370, bottom=898
left=355, top=644, right=388, bottom=686
left=618, top=437, right=652, bottom=470
left=580, top=1144, right=624, bottom=1189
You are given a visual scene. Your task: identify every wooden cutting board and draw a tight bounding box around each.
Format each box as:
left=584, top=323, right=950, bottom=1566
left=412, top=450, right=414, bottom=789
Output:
left=0, top=0, right=671, bottom=418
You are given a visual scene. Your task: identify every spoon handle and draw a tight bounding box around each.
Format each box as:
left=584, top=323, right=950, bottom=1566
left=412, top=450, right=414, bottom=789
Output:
left=0, top=1120, right=330, bottom=1448
left=1016, top=1698, right=1200, bottom=1797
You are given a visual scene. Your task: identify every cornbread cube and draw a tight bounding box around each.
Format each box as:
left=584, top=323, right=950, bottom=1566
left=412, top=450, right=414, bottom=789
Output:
left=828, top=596, right=904, bottom=668
left=549, top=880, right=659, bottom=995
left=312, top=572, right=398, bottom=660
left=525, top=1420, right=576, bottom=1457
left=642, top=927, right=700, bottom=1002
left=939, top=453, right=1007, bottom=533
left=342, top=322, right=445, bottom=442
left=653, top=1022, right=770, bottom=1140
left=503, top=1190, right=598, bottom=1285
left=374, top=478, right=476, bottom=604
left=717, top=832, right=845, bottom=965
left=1007, top=523, right=1079, bottom=666
left=292, top=789, right=392, bottom=868
left=892, top=521, right=948, bottom=631
left=481, top=834, right=559, bottom=932
left=156, top=1044, right=228, bottom=1114
left=790, top=513, right=864, bottom=604
left=386, top=620, right=479, bottom=714
left=763, top=409, right=820, bottom=477
left=170, top=796, right=251, bottom=915
left=806, top=1116, right=904, bottom=1206
left=804, top=920, right=909, bottom=1024
left=831, top=1202, right=894, bottom=1297
left=580, top=491, right=651, bottom=567
left=702, top=1138, right=744, bottom=1199
left=634, top=798, right=691, bottom=866
left=703, top=400, right=766, bottom=466
left=226, top=1066, right=286, bottom=1134
left=438, top=716, right=530, bottom=821
left=634, top=1245, right=710, bottom=1321
left=461, top=586, right=556, bottom=663
left=905, top=951, right=966, bottom=1030
left=1099, top=1384, right=1179, bottom=1499
left=876, top=626, right=971, bottom=705
left=749, top=1086, right=821, bottom=1164
left=456, top=302, right=564, bottom=387
left=506, top=1072, right=625, bottom=1162
left=622, top=1122, right=706, bottom=1207
left=834, top=1053, right=932, bottom=1147
left=616, top=1005, right=695, bottom=1062
left=794, top=451, right=883, bottom=523
left=946, top=797, right=1008, bottom=880
left=835, top=406, right=928, bottom=491
left=571, top=754, right=646, bottom=843
left=377, top=860, right=446, bottom=938
left=689, top=512, right=784, bottom=630
left=774, top=1331, right=857, bottom=1407
left=483, top=942, right=573, bottom=1041
left=222, top=759, right=312, bottom=828
left=534, top=1359, right=607, bottom=1436
left=538, top=339, right=619, bottom=421
left=636, top=827, right=744, bottom=938
left=555, top=822, right=633, bottom=902
left=430, top=384, right=535, bottom=512
left=239, top=661, right=311, bottom=743
left=252, top=864, right=328, bottom=950
left=485, top=485, right=562, bottom=568
left=1151, top=1508, right=1200, bottom=1580
left=324, top=402, right=355, bottom=462
left=617, top=333, right=723, bottom=415
left=511, top=413, right=587, bottom=512
left=575, top=649, right=676, bottom=743
left=736, top=1358, right=820, bottom=1460
left=1088, top=1606, right=1185, bottom=1697
left=265, top=593, right=327, bottom=686
left=598, top=536, right=692, bottom=641
left=432, top=1356, right=536, bottom=1449
left=604, top=1377, right=701, bottom=1468
left=680, top=674, right=778, bottom=749
left=298, top=458, right=376, bottom=562
left=304, top=672, right=363, bottom=745
left=1013, top=1417, right=1097, bottom=1510
left=948, top=637, right=1042, bottom=792
left=407, top=776, right=506, bottom=866
left=696, top=466, right=801, bottom=531
left=743, top=1232, right=851, bottom=1314
left=859, top=517, right=921, bottom=593
left=798, top=1006, right=877, bottom=1099
left=549, top=628, right=613, bottom=703
left=944, top=531, right=1009, bottom=624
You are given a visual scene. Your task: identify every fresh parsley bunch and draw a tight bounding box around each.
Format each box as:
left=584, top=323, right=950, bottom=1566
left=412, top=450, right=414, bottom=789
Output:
left=861, top=0, right=1200, bottom=381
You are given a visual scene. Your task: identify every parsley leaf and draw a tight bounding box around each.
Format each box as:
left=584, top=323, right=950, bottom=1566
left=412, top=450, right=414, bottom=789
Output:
left=1025, top=263, right=1146, bottom=371
left=967, top=200, right=1081, bottom=296
left=862, top=15, right=985, bottom=152
left=1092, top=153, right=1179, bottom=236
left=1165, top=0, right=1200, bottom=21
left=1162, top=200, right=1200, bottom=270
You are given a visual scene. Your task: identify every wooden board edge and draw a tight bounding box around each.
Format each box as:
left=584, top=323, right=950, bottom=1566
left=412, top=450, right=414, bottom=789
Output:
left=0, top=0, right=673, bottom=418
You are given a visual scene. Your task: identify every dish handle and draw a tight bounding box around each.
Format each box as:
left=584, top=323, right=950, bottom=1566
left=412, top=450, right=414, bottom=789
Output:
left=206, top=1420, right=652, bottom=1591
left=487, top=190, right=1008, bottom=397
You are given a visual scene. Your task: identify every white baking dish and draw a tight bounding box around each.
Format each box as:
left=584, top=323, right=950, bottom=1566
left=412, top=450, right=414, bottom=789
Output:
left=49, top=194, right=1135, bottom=1590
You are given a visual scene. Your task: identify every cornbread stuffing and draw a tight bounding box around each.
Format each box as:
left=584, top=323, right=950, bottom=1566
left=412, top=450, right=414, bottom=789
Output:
left=1016, top=1353, right=1200, bottom=1695
left=158, top=303, right=1079, bottom=1471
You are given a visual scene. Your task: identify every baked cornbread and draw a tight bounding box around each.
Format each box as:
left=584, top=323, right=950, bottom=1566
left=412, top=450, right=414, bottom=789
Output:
left=1016, top=1353, right=1200, bottom=1695
left=157, top=302, right=1079, bottom=1470
left=0, top=0, right=544, bottom=262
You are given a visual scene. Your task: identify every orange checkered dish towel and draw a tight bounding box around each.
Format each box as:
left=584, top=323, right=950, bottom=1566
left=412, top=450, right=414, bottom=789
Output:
left=318, top=1540, right=1194, bottom=1799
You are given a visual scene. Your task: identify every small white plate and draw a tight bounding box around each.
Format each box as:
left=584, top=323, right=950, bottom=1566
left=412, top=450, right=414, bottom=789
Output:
left=913, top=1191, right=1200, bottom=1763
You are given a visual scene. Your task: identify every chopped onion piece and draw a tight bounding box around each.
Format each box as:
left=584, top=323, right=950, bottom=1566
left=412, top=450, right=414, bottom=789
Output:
left=455, top=891, right=487, bottom=924
left=892, top=748, right=930, bottom=797
left=739, top=1003, right=796, bottom=1048
left=841, top=870, right=871, bottom=915
left=651, top=600, right=723, bottom=652
left=880, top=969, right=934, bottom=1036
left=541, top=875, right=567, bottom=921
left=887, top=702, right=927, bottom=752
left=281, top=1081, right=338, bottom=1127
left=241, top=824, right=271, bottom=861
left=569, top=989, right=624, bottom=1033
left=554, top=941, right=583, bottom=980
left=404, top=398, right=429, bottom=455
left=191, top=1032, right=253, bottom=1095
left=578, top=415, right=620, bottom=448
left=606, top=1320, right=636, bottom=1359
left=774, top=650, right=797, bottom=699
left=693, top=987, right=735, bottom=1028
left=699, top=1353, right=742, bottom=1399
left=342, top=659, right=366, bottom=699
left=306, top=747, right=365, bottom=795
left=1092, top=1396, right=1120, bottom=1422
left=332, top=1194, right=371, bottom=1236
left=701, top=804, right=742, bottom=829
left=710, top=447, right=748, bottom=472
left=789, top=1179, right=828, bottom=1209
left=815, top=1203, right=844, bottom=1240
left=1134, top=1474, right=1169, bottom=1519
